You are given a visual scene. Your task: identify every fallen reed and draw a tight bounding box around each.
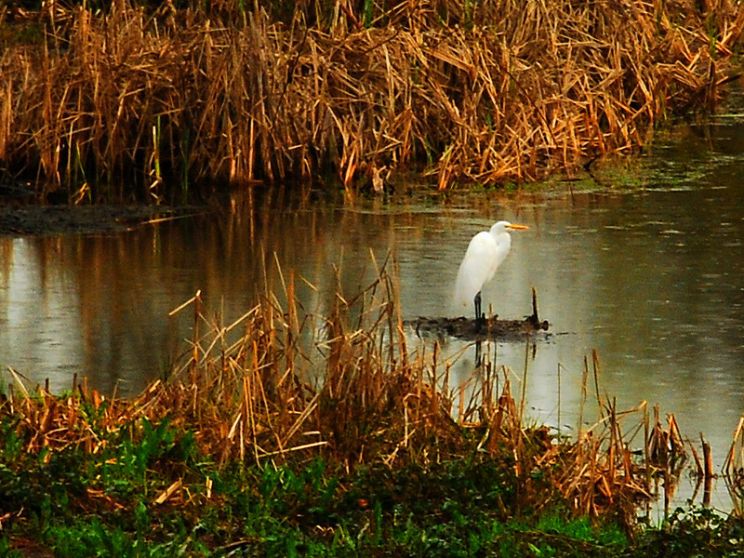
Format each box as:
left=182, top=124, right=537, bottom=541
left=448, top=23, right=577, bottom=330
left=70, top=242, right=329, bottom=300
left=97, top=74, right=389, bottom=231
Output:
left=1, top=0, right=743, bottom=200
left=0, top=259, right=694, bottom=525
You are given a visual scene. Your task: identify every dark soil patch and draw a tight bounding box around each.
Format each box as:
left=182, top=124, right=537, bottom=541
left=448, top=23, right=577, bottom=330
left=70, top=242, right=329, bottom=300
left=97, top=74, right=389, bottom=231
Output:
left=0, top=204, right=203, bottom=236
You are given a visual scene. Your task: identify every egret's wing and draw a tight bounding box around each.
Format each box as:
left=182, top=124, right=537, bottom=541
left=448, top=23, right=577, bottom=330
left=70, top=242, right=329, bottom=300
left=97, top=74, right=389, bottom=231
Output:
left=453, top=232, right=497, bottom=309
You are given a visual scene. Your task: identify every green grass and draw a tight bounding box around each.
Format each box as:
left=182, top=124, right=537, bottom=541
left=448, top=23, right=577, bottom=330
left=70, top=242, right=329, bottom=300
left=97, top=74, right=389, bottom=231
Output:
left=0, top=416, right=639, bottom=557
left=1, top=432, right=742, bottom=556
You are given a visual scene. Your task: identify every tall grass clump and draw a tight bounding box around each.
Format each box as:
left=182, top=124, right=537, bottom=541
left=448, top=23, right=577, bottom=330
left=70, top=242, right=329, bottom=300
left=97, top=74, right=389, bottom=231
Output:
left=1, top=0, right=743, bottom=201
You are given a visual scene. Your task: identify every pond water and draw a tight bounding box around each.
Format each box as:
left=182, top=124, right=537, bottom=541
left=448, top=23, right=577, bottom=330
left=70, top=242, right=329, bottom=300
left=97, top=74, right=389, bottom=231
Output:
left=1, top=101, right=743, bottom=513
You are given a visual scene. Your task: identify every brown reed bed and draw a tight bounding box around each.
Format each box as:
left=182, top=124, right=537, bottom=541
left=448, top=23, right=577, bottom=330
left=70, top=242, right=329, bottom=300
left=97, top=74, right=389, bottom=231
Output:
left=1, top=0, right=743, bottom=201
left=0, top=260, right=696, bottom=524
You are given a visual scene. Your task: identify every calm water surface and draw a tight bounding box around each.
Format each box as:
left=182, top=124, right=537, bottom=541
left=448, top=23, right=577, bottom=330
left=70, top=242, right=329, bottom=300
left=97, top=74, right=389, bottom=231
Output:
left=1, top=110, right=743, bottom=512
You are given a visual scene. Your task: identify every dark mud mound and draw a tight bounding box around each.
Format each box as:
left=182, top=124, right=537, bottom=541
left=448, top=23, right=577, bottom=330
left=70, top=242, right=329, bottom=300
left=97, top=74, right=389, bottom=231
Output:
left=406, top=289, right=550, bottom=342
left=408, top=314, right=549, bottom=342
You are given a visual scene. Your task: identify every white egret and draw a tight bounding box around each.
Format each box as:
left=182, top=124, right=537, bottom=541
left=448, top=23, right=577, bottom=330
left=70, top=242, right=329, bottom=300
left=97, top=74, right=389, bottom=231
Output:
left=453, top=221, right=529, bottom=320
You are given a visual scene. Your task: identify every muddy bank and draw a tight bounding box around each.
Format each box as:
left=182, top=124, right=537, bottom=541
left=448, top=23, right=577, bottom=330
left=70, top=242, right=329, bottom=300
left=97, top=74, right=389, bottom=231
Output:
left=0, top=204, right=201, bottom=236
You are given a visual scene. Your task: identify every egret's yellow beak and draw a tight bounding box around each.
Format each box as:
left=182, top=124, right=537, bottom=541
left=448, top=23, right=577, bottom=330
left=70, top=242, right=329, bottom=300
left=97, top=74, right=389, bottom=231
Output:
left=506, top=223, right=529, bottom=230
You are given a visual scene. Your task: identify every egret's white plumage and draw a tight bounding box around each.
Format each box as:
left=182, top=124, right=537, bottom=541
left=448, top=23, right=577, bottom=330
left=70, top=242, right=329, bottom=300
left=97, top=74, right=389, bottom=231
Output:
left=453, top=221, right=529, bottom=319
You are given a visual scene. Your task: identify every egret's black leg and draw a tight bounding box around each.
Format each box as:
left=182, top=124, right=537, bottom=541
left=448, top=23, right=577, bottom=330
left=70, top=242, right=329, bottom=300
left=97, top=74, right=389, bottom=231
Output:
left=474, top=291, right=482, bottom=322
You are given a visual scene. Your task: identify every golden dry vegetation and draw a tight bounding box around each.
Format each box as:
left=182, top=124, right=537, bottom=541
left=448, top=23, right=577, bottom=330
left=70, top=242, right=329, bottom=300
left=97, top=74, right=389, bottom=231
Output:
left=1, top=0, right=743, bottom=201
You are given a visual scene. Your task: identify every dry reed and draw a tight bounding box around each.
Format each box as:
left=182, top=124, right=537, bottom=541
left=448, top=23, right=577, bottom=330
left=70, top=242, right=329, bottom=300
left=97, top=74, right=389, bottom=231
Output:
left=1, top=0, right=743, bottom=200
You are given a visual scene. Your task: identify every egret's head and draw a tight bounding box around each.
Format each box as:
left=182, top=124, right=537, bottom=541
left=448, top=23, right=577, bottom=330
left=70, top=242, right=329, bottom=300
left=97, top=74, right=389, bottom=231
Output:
left=492, top=221, right=529, bottom=234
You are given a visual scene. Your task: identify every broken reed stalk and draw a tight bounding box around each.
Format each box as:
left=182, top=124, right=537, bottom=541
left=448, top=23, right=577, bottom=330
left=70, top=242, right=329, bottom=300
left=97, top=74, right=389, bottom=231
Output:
left=696, top=432, right=716, bottom=506
left=592, top=349, right=603, bottom=416
left=556, top=363, right=562, bottom=437
left=647, top=406, right=687, bottom=472
left=578, top=355, right=589, bottom=436
left=2, top=0, right=744, bottom=200
left=701, top=433, right=715, bottom=482
left=724, top=417, right=744, bottom=495
left=722, top=418, right=744, bottom=514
